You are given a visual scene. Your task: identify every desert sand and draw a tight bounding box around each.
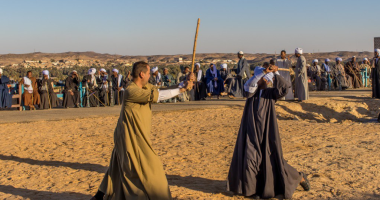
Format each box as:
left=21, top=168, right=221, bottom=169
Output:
left=0, top=94, right=380, bottom=200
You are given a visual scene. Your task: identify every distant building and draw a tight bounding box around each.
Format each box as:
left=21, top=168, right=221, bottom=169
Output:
left=24, top=60, right=38, bottom=63
left=375, top=37, right=380, bottom=49
left=175, top=58, right=183, bottom=63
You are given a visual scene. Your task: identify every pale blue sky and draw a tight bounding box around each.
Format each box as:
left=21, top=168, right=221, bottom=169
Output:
left=0, top=0, right=378, bottom=55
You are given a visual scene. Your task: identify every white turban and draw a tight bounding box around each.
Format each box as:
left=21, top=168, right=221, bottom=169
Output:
left=151, top=66, right=158, bottom=73
left=221, top=63, right=227, bottom=69
left=295, top=48, right=303, bottom=54
left=336, top=57, right=342, bottom=62
left=42, top=70, right=49, bottom=78
left=195, top=63, right=200, bottom=67
left=312, top=59, right=318, bottom=63
left=112, top=68, right=119, bottom=73
left=375, top=49, right=380, bottom=54
left=325, top=58, right=330, bottom=62
left=88, top=68, right=96, bottom=75
left=0, top=68, right=3, bottom=74
left=100, top=68, right=106, bottom=73
left=363, top=58, right=368, bottom=61
left=238, top=51, right=244, bottom=55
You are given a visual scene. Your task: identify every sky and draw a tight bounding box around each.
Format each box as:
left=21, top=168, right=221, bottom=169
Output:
left=0, top=0, right=379, bottom=55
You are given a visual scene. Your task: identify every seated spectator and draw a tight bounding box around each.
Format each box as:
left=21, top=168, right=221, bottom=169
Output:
left=0, top=68, right=12, bottom=109
left=206, top=63, right=224, bottom=99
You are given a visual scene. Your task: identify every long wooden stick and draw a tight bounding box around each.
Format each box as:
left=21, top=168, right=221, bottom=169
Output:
left=191, top=18, right=200, bottom=72
left=277, top=68, right=291, bottom=71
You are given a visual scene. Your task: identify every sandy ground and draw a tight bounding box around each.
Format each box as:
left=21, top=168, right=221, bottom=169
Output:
left=0, top=94, right=380, bottom=200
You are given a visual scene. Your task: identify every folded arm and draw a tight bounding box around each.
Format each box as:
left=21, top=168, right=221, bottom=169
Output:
left=244, top=69, right=265, bottom=94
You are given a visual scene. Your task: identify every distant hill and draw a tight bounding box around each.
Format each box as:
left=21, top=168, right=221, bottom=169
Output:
left=0, top=51, right=374, bottom=67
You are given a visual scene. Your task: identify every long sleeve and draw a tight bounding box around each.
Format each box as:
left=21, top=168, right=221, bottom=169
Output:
left=245, top=61, right=251, bottom=78
left=272, top=73, right=291, bottom=100
left=65, top=78, right=72, bottom=91
left=157, top=88, right=181, bottom=102
left=217, top=70, right=222, bottom=79
left=244, top=70, right=265, bottom=93
left=205, top=69, right=213, bottom=81
left=125, top=83, right=158, bottom=104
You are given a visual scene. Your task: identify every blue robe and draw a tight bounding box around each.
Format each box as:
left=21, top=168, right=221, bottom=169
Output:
left=0, top=76, right=12, bottom=108
left=206, top=68, right=224, bottom=95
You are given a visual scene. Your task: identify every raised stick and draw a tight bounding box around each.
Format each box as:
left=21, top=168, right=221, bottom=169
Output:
left=191, top=18, right=200, bottom=72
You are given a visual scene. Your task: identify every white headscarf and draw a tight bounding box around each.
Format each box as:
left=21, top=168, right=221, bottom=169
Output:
left=325, top=58, right=330, bottom=62
left=238, top=51, right=244, bottom=55
left=100, top=68, right=106, bottom=73
left=295, top=48, right=303, bottom=54
left=363, top=58, right=368, bottom=61
left=23, top=77, right=33, bottom=93
left=151, top=66, right=158, bottom=73
left=69, top=70, right=77, bottom=77
left=87, top=68, right=97, bottom=87
left=42, top=70, right=49, bottom=78
left=375, top=49, right=380, bottom=54
left=336, top=57, right=342, bottom=62
left=112, top=68, right=119, bottom=73
left=221, top=63, right=227, bottom=69
left=88, top=68, right=96, bottom=75
left=312, top=59, right=318, bottom=64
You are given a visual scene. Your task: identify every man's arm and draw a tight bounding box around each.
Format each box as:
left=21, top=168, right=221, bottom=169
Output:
left=244, top=60, right=251, bottom=78
left=244, top=69, right=266, bottom=94
left=125, top=83, right=157, bottom=104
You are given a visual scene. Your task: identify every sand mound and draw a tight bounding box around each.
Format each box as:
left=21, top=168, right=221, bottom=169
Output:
left=275, top=94, right=380, bottom=123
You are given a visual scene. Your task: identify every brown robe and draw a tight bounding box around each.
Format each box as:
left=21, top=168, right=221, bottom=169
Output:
left=344, top=61, right=362, bottom=88
left=98, top=82, right=171, bottom=200
left=20, top=77, right=40, bottom=107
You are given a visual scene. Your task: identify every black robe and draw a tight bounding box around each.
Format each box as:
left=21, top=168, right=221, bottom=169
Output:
left=62, top=76, right=80, bottom=108
left=82, top=75, right=99, bottom=107
left=111, top=74, right=126, bottom=105
left=38, top=79, right=59, bottom=109
left=372, top=58, right=380, bottom=98
left=191, top=71, right=207, bottom=101
left=227, top=74, right=301, bottom=199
